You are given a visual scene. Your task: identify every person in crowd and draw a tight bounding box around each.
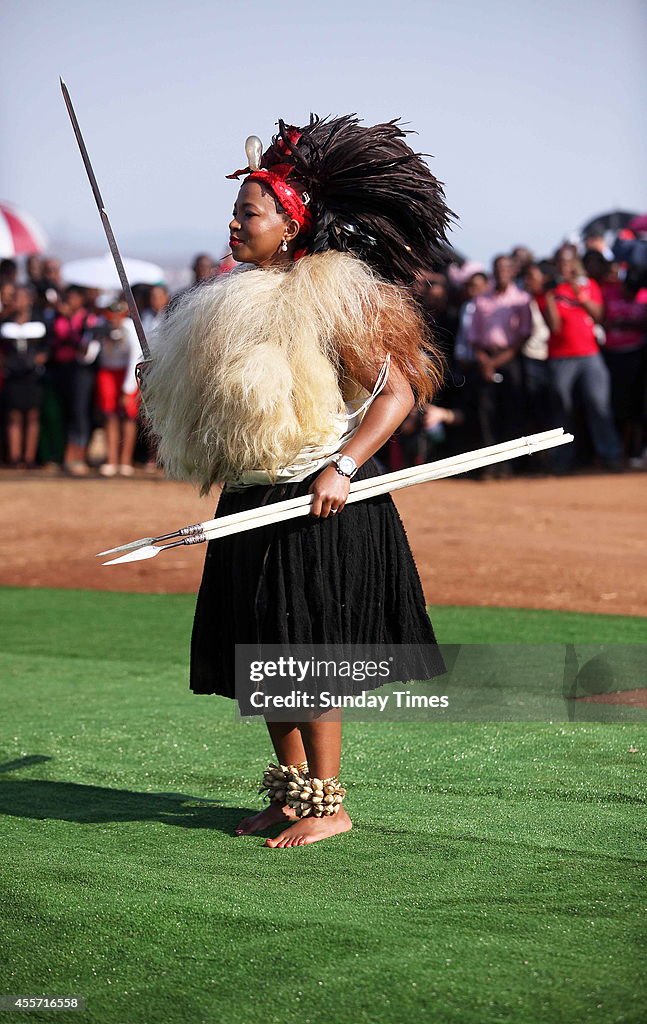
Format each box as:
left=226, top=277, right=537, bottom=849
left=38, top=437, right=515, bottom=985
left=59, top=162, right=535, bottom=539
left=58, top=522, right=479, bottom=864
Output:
left=126, top=284, right=168, bottom=470
left=448, top=271, right=489, bottom=459
left=520, top=263, right=551, bottom=460
left=0, top=285, right=49, bottom=467
left=582, top=250, right=611, bottom=286
left=538, top=249, right=622, bottom=472
left=377, top=269, right=460, bottom=469
left=35, top=257, right=63, bottom=316
left=0, top=282, right=17, bottom=317
left=468, top=254, right=531, bottom=475
left=49, top=285, right=99, bottom=475
left=41, top=257, right=62, bottom=289
left=454, top=271, right=489, bottom=366
left=130, top=283, right=150, bottom=319
left=167, top=255, right=217, bottom=315
left=123, top=284, right=168, bottom=471
left=510, top=245, right=534, bottom=285
left=192, top=253, right=217, bottom=284
left=411, top=269, right=461, bottom=446
left=84, top=288, right=102, bottom=315
left=25, top=254, right=44, bottom=290
left=35, top=267, right=66, bottom=466
left=0, top=259, right=18, bottom=288
left=581, top=251, right=612, bottom=350
left=141, top=284, right=170, bottom=334
left=554, top=241, right=578, bottom=261
left=584, top=230, right=615, bottom=263
left=94, top=299, right=142, bottom=476
left=412, top=270, right=459, bottom=359
left=601, top=263, right=647, bottom=464
left=0, top=278, right=19, bottom=462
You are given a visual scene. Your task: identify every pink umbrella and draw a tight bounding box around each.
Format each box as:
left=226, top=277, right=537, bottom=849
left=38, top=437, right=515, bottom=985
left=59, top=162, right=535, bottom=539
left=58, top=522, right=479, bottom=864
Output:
left=0, top=201, right=48, bottom=258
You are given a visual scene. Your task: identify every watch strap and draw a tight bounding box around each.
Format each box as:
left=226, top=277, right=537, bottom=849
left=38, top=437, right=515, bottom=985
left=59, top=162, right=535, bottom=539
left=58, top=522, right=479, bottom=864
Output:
left=331, top=453, right=358, bottom=478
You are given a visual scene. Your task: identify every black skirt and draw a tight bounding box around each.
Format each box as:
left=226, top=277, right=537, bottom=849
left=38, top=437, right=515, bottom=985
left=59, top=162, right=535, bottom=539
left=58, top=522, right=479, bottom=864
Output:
left=190, top=456, right=446, bottom=698
left=4, top=374, right=44, bottom=412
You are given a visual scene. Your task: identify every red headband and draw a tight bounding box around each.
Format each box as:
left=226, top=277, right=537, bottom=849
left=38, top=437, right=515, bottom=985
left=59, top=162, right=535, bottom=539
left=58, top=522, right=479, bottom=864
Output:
left=246, top=167, right=312, bottom=233
left=226, top=129, right=313, bottom=235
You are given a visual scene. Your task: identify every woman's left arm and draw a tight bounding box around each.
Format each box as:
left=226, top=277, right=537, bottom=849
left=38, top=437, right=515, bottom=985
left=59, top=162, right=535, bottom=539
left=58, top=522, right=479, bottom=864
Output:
left=308, top=361, right=415, bottom=518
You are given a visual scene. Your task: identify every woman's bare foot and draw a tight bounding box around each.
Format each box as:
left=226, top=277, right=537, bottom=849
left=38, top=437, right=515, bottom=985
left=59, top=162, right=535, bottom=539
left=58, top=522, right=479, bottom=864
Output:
left=235, top=802, right=298, bottom=835
left=264, top=807, right=352, bottom=847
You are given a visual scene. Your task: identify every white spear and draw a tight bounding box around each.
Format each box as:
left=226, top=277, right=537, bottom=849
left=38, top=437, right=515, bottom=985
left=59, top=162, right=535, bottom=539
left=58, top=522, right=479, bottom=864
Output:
left=99, top=428, right=572, bottom=566
left=98, top=428, right=566, bottom=558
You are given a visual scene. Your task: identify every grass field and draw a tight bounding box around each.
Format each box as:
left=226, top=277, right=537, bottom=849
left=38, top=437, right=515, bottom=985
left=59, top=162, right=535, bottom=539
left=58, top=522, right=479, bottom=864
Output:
left=2, top=588, right=645, bottom=1024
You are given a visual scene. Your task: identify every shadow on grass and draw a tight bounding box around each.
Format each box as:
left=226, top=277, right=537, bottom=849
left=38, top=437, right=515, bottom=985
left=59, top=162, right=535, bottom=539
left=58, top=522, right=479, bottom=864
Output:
left=0, top=756, right=273, bottom=835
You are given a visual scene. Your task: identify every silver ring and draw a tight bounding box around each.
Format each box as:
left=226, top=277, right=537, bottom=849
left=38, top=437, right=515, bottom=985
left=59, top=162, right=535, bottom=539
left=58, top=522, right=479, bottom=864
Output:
left=330, top=507, right=339, bottom=515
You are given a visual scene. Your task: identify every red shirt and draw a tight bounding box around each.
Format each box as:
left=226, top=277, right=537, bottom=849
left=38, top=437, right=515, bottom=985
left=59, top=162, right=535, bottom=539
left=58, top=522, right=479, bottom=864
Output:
left=538, top=279, right=602, bottom=359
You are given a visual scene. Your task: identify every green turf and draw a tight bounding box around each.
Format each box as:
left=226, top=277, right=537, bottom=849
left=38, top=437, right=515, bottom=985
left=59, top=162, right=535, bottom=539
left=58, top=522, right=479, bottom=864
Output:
left=0, top=587, right=645, bottom=661
left=1, top=588, right=645, bottom=1024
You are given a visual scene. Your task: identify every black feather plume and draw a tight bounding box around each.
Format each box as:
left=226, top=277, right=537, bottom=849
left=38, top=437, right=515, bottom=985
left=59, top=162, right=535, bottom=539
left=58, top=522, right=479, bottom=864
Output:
left=262, top=114, right=457, bottom=284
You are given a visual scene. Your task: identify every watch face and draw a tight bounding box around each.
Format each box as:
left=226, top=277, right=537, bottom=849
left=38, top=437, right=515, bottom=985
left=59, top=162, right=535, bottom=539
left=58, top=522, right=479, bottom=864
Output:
left=338, top=455, right=355, bottom=475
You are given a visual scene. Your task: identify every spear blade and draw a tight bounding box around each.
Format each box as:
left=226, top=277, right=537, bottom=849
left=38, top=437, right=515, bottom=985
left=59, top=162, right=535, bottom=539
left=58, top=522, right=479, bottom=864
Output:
left=96, top=537, right=155, bottom=557
left=102, top=545, right=163, bottom=566
left=60, top=76, right=151, bottom=361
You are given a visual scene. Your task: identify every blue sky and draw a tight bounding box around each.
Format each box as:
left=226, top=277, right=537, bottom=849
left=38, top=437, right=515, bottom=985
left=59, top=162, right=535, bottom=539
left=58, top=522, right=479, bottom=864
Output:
left=1, top=0, right=646, bottom=266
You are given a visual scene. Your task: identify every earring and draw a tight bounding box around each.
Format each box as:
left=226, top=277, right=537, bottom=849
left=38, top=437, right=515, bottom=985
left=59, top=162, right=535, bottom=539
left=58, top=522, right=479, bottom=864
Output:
left=280, top=239, right=288, bottom=252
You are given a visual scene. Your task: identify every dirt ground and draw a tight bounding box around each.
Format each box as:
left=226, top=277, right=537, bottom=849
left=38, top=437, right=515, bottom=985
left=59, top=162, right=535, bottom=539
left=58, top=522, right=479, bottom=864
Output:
left=0, top=467, right=645, bottom=617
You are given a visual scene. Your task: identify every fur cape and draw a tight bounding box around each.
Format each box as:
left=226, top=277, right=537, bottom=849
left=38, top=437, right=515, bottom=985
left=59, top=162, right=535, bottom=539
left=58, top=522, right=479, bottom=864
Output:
left=143, top=250, right=441, bottom=493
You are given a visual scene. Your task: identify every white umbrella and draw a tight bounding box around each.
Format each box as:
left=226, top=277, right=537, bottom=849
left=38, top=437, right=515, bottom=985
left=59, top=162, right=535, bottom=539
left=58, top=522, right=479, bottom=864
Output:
left=61, top=253, right=165, bottom=289
left=0, top=201, right=48, bottom=258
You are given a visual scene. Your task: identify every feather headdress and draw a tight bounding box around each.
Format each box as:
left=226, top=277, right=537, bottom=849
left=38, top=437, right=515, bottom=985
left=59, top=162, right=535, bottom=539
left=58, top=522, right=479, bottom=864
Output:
left=231, top=115, right=457, bottom=284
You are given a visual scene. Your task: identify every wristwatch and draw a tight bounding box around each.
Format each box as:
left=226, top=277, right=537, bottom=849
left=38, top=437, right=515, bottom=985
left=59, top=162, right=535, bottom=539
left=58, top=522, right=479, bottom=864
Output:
left=331, top=453, right=358, bottom=479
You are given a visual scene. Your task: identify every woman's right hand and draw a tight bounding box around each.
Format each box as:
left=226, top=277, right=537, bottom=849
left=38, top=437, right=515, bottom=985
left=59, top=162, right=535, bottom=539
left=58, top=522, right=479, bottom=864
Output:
left=308, top=465, right=351, bottom=518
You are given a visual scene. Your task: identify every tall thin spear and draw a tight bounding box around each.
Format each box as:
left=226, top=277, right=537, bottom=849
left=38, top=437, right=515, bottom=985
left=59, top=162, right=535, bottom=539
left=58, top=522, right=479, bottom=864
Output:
left=59, top=77, right=151, bottom=362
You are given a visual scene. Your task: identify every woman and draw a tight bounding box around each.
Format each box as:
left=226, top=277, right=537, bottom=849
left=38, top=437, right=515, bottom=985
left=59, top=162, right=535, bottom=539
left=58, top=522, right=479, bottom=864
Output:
left=536, top=247, right=622, bottom=471
left=538, top=248, right=622, bottom=472
left=94, top=299, right=142, bottom=477
left=0, top=285, right=48, bottom=467
left=600, top=264, right=647, bottom=463
left=50, top=286, right=99, bottom=475
left=143, top=116, right=453, bottom=848
left=518, top=263, right=551, bottom=470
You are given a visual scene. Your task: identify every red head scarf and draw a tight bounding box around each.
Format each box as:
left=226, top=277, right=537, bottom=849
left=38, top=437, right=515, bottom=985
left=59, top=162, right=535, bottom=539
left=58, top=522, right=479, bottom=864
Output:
left=226, top=129, right=313, bottom=255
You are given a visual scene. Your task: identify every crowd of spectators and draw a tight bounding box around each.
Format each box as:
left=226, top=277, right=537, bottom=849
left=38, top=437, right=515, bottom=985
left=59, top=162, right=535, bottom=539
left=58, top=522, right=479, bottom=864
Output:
left=1, top=228, right=646, bottom=479
left=382, top=232, right=647, bottom=476
left=0, top=254, right=211, bottom=474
